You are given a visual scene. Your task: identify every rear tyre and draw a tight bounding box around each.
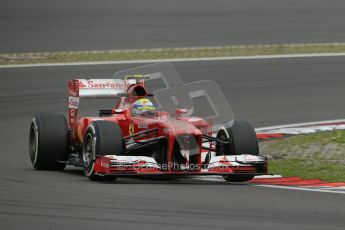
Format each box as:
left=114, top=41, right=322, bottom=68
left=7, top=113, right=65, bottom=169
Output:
left=216, top=120, right=258, bottom=182
left=82, top=121, right=124, bottom=181
left=29, top=113, right=68, bottom=170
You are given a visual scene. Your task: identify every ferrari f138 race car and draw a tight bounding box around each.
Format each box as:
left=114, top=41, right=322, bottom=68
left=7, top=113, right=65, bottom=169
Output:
left=29, top=63, right=267, bottom=182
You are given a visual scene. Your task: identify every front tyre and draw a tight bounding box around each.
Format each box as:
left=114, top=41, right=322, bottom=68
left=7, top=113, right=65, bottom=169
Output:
left=29, top=113, right=68, bottom=170
left=216, top=120, right=259, bottom=156
left=82, top=121, right=124, bottom=181
left=216, top=120, right=259, bottom=182
left=223, top=175, right=254, bottom=182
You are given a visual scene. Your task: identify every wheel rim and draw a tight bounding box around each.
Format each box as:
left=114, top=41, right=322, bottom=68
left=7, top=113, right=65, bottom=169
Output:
left=29, top=123, right=38, bottom=164
left=216, top=131, right=227, bottom=156
left=83, top=133, right=95, bottom=169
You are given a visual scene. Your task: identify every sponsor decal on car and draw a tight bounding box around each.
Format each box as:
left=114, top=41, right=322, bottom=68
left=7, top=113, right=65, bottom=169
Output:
left=78, top=79, right=130, bottom=89
left=129, top=123, right=135, bottom=135
left=100, top=160, right=110, bottom=169
left=68, top=96, right=79, bottom=109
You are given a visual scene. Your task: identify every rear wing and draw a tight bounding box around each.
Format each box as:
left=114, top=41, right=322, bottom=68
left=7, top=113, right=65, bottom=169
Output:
left=68, top=79, right=136, bottom=128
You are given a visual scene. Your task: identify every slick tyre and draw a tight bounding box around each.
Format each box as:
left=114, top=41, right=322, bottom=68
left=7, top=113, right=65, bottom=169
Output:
left=216, top=120, right=259, bottom=182
left=223, top=175, right=255, bottom=183
left=29, top=113, right=68, bottom=170
left=82, top=121, right=124, bottom=181
left=216, top=120, right=259, bottom=156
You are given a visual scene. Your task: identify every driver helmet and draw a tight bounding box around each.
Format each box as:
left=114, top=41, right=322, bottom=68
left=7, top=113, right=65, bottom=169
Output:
left=132, top=98, right=157, bottom=116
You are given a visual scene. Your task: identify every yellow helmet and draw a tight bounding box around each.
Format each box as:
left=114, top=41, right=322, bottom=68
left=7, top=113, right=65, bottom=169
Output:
left=132, top=98, right=156, bottom=116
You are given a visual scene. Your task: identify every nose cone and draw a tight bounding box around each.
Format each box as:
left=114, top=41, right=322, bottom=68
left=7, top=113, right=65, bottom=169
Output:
left=159, top=119, right=202, bottom=136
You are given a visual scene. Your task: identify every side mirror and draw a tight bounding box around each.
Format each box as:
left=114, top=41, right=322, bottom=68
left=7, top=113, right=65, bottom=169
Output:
left=175, top=108, right=188, bottom=119
left=99, top=110, right=112, bottom=117
left=112, top=109, right=125, bottom=114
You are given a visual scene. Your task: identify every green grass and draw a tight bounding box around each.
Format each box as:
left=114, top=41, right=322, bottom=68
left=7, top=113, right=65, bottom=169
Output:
left=269, top=158, right=345, bottom=182
left=1, top=43, right=345, bottom=65
left=261, top=130, right=345, bottom=182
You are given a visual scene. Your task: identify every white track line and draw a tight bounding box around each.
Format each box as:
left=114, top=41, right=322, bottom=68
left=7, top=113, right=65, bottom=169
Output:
left=254, top=184, right=345, bottom=194
left=255, top=119, right=345, bottom=132
left=1, top=52, right=345, bottom=69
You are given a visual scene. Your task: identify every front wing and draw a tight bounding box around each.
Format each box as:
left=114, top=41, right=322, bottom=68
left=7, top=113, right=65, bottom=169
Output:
left=93, top=154, right=268, bottom=176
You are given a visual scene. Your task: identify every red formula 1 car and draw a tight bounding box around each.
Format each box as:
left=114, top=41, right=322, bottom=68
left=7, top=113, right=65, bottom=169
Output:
left=29, top=63, right=267, bottom=182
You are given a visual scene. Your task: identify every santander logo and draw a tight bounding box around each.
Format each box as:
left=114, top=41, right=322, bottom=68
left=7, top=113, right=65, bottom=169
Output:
left=79, top=81, right=87, bottom=88
left=79, top=80, right=128, bottom=89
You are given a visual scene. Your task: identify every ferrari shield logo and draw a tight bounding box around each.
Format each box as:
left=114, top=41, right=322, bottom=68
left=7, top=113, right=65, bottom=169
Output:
left=129, top=123, right=135, bottom=135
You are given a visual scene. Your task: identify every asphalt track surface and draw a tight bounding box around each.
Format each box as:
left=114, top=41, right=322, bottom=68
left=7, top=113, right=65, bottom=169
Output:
left=2, top=0, right=345, bottom=52
left=1, top=57, right=345, bottom=229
